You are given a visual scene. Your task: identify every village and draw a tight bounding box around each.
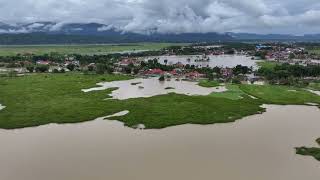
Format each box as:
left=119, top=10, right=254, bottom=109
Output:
left=1, top=43, right=320, bottom=86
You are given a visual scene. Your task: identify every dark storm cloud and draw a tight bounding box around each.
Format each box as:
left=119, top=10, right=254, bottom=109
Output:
left=1, top=0, right=320, bottom=34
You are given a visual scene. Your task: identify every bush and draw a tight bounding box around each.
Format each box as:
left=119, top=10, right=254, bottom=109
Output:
left=26, top=65, right=35, bottom=73
left=35, top=65, right=49, bottom=73
left=52, top=69, right=60, bottom=73
left=66, top=64, right=76, bottom=71
left=159, top=75, right=165, bottom=81
left=232, top=78, right=241, bottom=84
left=88, top=65, right=95, bottom=72
left=96, top=63, right=106, bottom=74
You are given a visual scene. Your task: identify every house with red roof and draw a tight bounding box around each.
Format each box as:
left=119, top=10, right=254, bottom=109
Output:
left=185, top=71, right=205, bottom=79
left=144, top=68, right=164, bottom=76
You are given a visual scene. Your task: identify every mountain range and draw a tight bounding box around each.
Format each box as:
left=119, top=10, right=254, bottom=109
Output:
left=0, top=22, right=320, bottom=44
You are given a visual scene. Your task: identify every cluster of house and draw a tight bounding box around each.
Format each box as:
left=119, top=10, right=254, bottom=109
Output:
left=115, top=57, right=236, bottom=81
left=255, top=45, right=320, bottom=66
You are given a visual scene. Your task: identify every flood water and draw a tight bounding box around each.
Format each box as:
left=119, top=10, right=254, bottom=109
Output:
left=83, top=78, right=226, bottom=100
left=0, top=105, right=319, bottom=180
left=309, top=89, right=320, bottom=96
left=0, top=104, right=5, bottom=111
left=146, top=55, right=259, bottom=68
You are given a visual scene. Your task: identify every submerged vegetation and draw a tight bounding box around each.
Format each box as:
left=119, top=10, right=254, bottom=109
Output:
left=0, top=73, right=265, bottom=129
left=296, top=138, right=320, bottom=161
left=198, top=80, right=220, bottom=88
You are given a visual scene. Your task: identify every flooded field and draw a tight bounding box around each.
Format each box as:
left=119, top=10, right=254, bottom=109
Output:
left=83, top=78, right=226, bottom=100
left=0, top=105, right=319, bottom=180
left=146, top=55, right=259, bottom=68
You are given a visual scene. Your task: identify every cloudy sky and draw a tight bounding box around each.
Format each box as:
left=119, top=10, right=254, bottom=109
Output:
left=1, top=0, right=320, bottom=34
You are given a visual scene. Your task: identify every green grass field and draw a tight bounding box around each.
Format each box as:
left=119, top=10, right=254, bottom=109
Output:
left=1, top=73, right=320, bottom=129
left=0, top=43, right=184, bottom=56
left=0, top=73, right=264, bottom=129
left=209, top=84, right=246, bottom=100
left=256, top=61, right=279, bottom=70
left=239, top=84, right=320, bottom=105
left=308, top=48, right=320, bottom=55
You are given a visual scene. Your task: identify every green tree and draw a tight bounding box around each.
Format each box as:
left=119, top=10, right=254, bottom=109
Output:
left=26, top=65, right=35, bottom=73
left=96, top=63, right=106, bottom=74
left=35, top=65, right=49, bottom=73
left=66, top=64, right=76, bottom=71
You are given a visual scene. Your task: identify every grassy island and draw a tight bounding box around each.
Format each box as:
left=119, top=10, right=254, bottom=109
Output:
left=296, top=138, right=320, bottom=161
left=198, top=80, right=220, bottom=88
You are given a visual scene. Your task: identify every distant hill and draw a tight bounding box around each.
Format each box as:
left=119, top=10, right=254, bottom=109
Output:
left=1, top=21, right=320, bottom=44
left=0, top=22, right=233, bottom=45
left=227, top=32, right=320, bottom=41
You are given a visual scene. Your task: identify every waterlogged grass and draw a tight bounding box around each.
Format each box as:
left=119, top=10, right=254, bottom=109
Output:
left=1, top=73, right=320, bottom=129
left=209, top=84, right=246, bottom=100
left=296, top=138, right=320, bottom=161
left=239, top=84, right=320, bottom=105
left=0, top=73, right=132, bottom=129
left=198, top=80, right=220, bottom=88
left=111, top=94, right=265, bottom=129
left=0, top=73, right=265, bottom=129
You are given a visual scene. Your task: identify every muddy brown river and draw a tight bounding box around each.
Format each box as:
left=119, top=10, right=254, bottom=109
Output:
left=0, top=105, right=319, bottom=180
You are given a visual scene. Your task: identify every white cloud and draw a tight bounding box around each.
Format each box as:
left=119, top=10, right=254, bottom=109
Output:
left=0, top=0, right=320, bottom=34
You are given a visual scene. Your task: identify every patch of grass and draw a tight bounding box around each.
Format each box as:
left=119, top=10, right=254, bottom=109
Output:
left=198, top=80, right=220, bottom=88
left=131, top=82, right=142, bottom=85
left=296, top=138, right=320, bottom=161
left=239, top=84, right=320, bottom=105
left=209, top=84, right=246, bottom=100
left=308, top=48, right=320, bottom=55
left=257, top=61, right=279, bottom=70
left=0, top=43, right=185, bottom=56
left=308, top=82, right=320, bottom=91
left=0, top=73, right=132, bottom=129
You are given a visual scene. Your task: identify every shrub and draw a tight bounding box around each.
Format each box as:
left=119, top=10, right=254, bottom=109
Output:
left=52, top=69, right=60, bottom=73
left=159, top=75, right=165, bottom=81
left=66, top=64, right=76, bottom=71
left=26, top=65, right=35, bottom=73
left=35, top=65, right=49, bottom=73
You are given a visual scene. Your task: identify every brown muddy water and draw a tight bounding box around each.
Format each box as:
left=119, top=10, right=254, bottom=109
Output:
left=146, top=55, right=260, bottom=69
left=82, top=78, right=227, bottom=100
left=0, top=105, right=319, bottom=180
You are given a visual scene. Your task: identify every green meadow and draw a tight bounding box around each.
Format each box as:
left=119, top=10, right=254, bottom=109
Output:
left=0, top=43, right=183, bottom=56
left=0, top=73, right=319, bottom=129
